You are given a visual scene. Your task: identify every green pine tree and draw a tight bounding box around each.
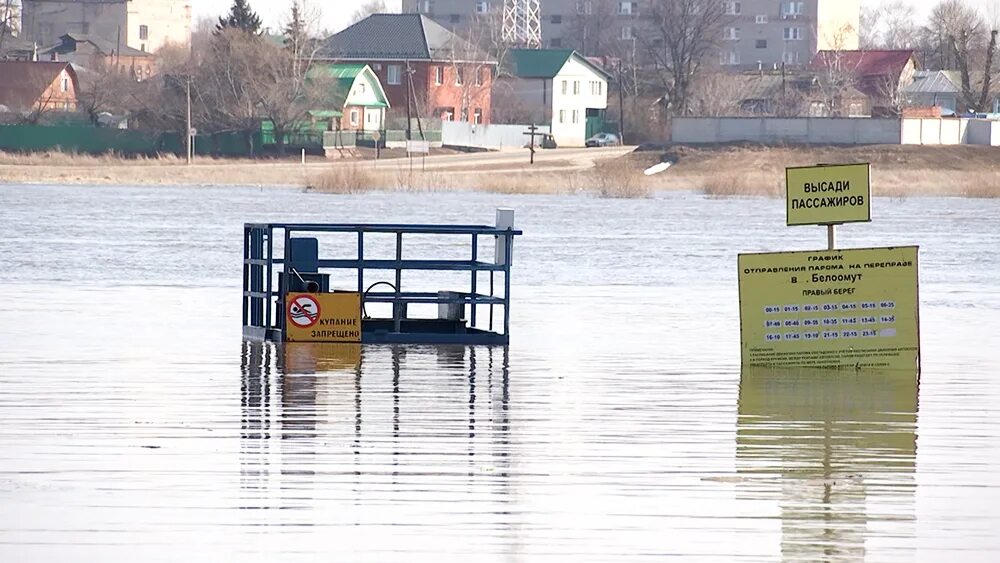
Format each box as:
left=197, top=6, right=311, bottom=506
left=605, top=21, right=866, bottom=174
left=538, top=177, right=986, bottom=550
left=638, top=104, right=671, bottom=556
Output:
left=216, top=0, right=263, bottom=35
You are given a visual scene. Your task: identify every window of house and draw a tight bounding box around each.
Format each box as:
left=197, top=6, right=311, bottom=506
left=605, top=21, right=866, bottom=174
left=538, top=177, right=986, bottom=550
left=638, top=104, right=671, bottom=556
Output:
left=350, top=109, right=360, bottom=127
left=417, top=0, right=433, bottom=14
left=597, top=81, right=602, bottom=95
left=725, top=2, right=741, bottom=15
left=620, top=26, right=633, bottom=40
left=724, top=27, right=739, bottom=40
left=783, top=27, right=802, bottom=40
left=849, top=102, right=864, bottom=117
left=561, top=80, right=567, bottom=95
left=572, top=81, right=579, bottom=95
left=357, top=82, right=366, bottom=94
left=476, top=1, right=489, bottom=13
left=461, top=108, right=469, bottom=121
left=783, top=51, right=800, bottom=64
left=474, top=108, right=483, bottom=124
left=720, top=51, right=740, bottom=65
left=618, top=2, right=632, bottom=15
left=572, top=109, right=579, bottom=123
left=559, top=109, right=566, bottom=123
left=81, top=22, right=90, bottom=34
left=755, top=15, right=767, bottom=24
left=756, top=39, right=767, bottom=49
left=551, top=38, right=562, bottom=47
left=60, top=76, right=69, bottom=92
left=450, top=14, right=461, bottom=24
left=783, top=2, right=805, bottom=17
left=387, top=64, right=401, bottom=85
left=475, top=67, right=483, bottom=86
left=551, top=15, right=562, bottom=24
left=455, top=67, right=463, bottom=85
left=434, top=66, right=443, bottom=85
left=139, top=25, right=148, bottom=40
left=577, top=1, right=592, bottom=15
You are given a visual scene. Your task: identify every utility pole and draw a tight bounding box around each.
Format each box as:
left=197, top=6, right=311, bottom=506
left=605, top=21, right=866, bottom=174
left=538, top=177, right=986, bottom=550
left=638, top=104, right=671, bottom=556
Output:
left=618, top=60, right=625, bottom=144
left=185, top=76, right=193, bottom=165
left=405, top=60, right=412, bottom=141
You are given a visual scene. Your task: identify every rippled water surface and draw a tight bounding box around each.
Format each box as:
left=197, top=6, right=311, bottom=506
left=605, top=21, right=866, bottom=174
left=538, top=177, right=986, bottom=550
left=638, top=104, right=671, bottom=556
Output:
left=1, top=185, right=999, bottom=561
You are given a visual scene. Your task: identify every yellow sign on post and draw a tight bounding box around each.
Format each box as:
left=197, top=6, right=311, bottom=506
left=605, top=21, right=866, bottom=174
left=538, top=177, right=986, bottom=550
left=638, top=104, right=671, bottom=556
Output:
left=738, top=246, right=919, bottom=370
left=786, top=163, right=871, bottom=226
left=285, top=292, right=362, bottom=343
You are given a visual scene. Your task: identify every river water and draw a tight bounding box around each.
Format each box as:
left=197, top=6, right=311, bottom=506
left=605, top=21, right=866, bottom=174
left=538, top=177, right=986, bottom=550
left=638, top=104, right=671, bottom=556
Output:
left=0, top=185, right=998, bottom=561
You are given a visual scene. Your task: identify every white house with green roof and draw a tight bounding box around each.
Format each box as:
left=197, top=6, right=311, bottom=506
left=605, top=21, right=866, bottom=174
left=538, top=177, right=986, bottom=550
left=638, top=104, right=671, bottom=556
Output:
left=310, top=63, right=390, bottom=132
left=506, top=49, right=612, bottom=147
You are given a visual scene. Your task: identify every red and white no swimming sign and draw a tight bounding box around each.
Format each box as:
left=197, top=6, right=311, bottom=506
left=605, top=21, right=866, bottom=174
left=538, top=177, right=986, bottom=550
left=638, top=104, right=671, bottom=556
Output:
left=287, top=294, right=321, bottom=328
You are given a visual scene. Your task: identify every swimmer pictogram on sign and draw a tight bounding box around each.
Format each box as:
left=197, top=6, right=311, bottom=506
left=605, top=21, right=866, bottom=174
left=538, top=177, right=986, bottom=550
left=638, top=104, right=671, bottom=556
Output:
left=288, top=295, right=321, bottom=328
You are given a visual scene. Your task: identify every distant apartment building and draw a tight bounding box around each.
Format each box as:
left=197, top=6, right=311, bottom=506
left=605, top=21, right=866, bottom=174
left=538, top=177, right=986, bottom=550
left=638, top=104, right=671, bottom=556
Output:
left=21, top=0, right=191, bottom=54
left=718, top=0, right=860, bottom=69
left=403, top=1, right=859, bottom=69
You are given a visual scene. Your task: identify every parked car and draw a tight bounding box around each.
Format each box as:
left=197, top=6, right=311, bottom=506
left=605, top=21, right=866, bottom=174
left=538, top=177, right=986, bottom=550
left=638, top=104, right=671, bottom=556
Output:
left=524, top=133, right=558, bottom=149
left=585, top=132, right=621, bottom=147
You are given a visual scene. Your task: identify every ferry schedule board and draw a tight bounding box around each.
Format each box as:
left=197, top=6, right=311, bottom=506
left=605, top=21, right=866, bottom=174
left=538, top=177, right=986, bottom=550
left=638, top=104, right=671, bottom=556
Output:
left=786, top=163, right=871, bottom=226
left=738, top=246, right=919, bottom=370
left=285, top=292, right=362, bottom=343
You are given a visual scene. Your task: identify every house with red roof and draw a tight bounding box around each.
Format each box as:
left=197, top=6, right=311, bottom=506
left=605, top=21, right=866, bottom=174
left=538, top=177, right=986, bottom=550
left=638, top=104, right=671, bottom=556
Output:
left=0, top=61, right=80, bottom=115
left=810, top=50, right=917, bottom=116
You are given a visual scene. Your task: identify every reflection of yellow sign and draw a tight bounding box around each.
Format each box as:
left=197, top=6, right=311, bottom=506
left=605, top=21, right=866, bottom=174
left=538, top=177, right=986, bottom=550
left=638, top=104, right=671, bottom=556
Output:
left=738, top=246, right=919, bottom=370
left=282, top=343, right=362, bottom=373
left=285, top=292, right=361, bottom=343
left=786, top=163, right=871, bottom=226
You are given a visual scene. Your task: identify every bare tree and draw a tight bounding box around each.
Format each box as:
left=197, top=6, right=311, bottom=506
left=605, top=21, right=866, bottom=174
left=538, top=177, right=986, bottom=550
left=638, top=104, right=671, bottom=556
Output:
left=0, top=0, right=20, bottom=56
left=862, top=1, right=919, bottom=49
left=76, top=59, right=138, bottom=125
left=351, top=0, right=386, bottom=24
left=643, top=0, right=729, bottom=116
left=922, top=0, right=998, bottom=112
left=564, top=0, right=617, bottom=57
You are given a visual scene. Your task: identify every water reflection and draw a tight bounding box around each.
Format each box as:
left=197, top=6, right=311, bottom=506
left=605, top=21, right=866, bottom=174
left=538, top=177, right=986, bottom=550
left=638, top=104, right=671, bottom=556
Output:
left=238, top=341, right=512, bottom=540
left=737, top=369, right=919, bottom=561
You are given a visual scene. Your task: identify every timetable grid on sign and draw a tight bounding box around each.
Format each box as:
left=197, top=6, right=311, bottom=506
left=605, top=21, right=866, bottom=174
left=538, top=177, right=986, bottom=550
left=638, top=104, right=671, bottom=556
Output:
left=762, top=300, right=898, bottom=342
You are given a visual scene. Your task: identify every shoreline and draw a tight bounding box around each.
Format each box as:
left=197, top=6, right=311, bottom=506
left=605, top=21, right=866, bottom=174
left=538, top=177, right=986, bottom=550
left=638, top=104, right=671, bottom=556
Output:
left=1, top=144, right=998, bottom=197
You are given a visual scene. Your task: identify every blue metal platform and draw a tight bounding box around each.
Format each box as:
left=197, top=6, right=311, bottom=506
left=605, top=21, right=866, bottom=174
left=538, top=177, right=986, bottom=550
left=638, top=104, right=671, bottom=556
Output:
left=242, top=218, right=522, bottom=345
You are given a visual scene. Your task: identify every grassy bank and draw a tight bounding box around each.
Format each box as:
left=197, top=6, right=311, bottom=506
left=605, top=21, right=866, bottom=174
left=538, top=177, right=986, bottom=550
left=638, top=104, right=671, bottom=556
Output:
left=2, top=144, right=999, bottom=198
left=634, top=144, right=1000, bottom=198
left=306, top=158, right=649, bottom=198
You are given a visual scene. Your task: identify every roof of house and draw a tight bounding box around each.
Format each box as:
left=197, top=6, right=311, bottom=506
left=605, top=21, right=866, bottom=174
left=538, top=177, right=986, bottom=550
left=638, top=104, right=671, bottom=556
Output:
left=308, top=63, right=389, bottom=111
left=902, top=70, right=961, bottom=94
left=318, top=14, right=493, bottom=63
left=810, top=50, right=916, bottom=77
left=0, top=61, right=77, bottom=110
left=509, top=49, right=613, bottom=80
left=0, top=35, right=36, bottom=59
left=41, top=33, right=151, bottom=59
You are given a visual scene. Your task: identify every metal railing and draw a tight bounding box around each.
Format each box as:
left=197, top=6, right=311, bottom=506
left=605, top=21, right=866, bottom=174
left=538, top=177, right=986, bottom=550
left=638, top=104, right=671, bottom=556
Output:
left=242, top=222, right=522, bottom=344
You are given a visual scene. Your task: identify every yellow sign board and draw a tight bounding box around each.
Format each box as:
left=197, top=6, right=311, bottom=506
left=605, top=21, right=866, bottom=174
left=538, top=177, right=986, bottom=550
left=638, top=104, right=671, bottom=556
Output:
left=285, top=292, right=362, bottom=343
left=738, top=246, right=919, bottom=370
left=786, top=163, right=871, bottom=226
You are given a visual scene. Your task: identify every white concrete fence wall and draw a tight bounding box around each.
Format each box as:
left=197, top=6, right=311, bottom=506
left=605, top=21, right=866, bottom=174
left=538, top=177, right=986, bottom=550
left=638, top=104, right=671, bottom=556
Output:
left=672, top=117, right=1000, bottom=146
left=441, top=121, right=550, bottom=150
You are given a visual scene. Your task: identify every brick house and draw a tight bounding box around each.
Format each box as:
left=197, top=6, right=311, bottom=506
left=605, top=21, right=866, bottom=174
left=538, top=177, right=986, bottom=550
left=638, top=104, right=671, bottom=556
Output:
left=41, top=33, right=156, bottom=80
left=317, top=14, right=496, bottom=128
left=0, top=60, right=79, bottom=113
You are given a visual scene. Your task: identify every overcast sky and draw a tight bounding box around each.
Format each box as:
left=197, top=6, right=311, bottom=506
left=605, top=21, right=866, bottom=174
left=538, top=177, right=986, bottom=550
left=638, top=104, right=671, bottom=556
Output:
left=192, top=0, right=997, bottom=34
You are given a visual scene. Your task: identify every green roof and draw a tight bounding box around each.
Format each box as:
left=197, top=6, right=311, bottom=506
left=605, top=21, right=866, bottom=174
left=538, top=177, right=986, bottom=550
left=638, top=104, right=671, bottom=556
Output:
left=307, top=63, right=389, bottom=111
left=509, top=49, right=613, bottom=80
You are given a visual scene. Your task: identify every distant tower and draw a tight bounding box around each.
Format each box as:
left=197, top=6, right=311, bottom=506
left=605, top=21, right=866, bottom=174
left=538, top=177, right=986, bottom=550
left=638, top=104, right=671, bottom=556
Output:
left=502, top=0, right=541, bottom=49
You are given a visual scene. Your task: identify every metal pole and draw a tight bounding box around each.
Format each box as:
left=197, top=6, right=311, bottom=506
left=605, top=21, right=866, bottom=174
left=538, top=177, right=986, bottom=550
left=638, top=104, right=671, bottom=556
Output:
left=827, top=224, right=836, bottom=250
left=185, top=76, right=192, bottom=165
left=618, top=60, right=625, bottom=143
left=470, top=233, right=478, bottom=328
left=503, top=232, right=512, bottom=339
left=394, top=232, right=402, bottom=333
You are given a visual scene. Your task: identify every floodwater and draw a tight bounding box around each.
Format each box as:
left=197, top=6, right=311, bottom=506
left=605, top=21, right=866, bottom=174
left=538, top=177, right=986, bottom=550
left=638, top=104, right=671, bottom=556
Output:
left=1, top=185, right=999, bottom=561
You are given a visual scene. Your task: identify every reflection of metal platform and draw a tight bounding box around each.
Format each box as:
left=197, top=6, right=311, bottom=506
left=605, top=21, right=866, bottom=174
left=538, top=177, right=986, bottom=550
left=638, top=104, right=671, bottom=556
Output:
left=242, top=216, right=522, bottom=345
